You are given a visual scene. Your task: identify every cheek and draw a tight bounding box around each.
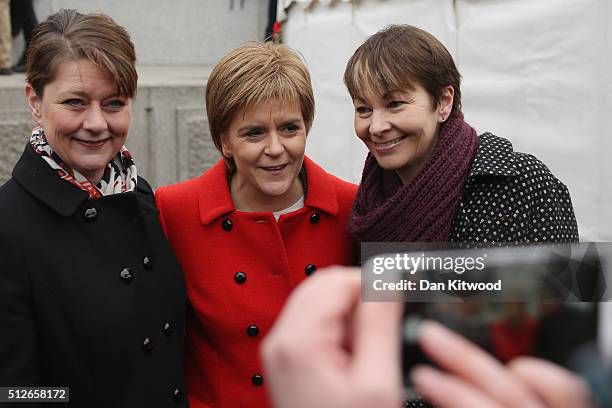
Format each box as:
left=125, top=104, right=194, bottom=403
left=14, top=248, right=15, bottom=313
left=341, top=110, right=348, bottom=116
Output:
left=109, top=112, right=132, bottom=136
left=354, top=118, right=369, bottom=140
left=290, top=134, right=306, bottom=155
left=43, top=109, right=81, bottom=136
left=233, top=143, right=261, bottom=167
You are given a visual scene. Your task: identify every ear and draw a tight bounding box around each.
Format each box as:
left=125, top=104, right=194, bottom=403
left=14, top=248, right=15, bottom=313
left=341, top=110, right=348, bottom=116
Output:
left=25, top=83, right=42, bottom=125
left=438, top=85, right=454, bottom=122
left=220, top=132, right=232, bottom=159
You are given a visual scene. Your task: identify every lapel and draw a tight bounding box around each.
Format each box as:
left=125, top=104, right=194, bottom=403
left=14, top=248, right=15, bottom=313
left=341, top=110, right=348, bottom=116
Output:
left=12, top=143, right=89, bottom=217
left=468, top=132, right=521, bottom=178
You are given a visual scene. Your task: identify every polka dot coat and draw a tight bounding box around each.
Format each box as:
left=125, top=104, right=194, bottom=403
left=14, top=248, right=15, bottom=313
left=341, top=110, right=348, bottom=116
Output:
left=406, top=134, right=578, bottom=406
left=449, top=133, right=579, bottom=244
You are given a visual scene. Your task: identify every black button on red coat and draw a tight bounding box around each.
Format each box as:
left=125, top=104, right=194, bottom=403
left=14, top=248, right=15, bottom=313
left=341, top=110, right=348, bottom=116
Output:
left=234, top=271, right=247, bottom=284
left=252, top=374, right=264, bottom=386
left=246, top=325, right=259, bottom=337
left=310, top=211, right=320, bottom=224
left=222, top=218, right=233, bottom=231
left=305, top=264, right=317, bottom=276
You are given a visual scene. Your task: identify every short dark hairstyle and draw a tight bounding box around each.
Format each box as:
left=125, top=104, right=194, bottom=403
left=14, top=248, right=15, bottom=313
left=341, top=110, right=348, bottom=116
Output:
left=344, top=24, right=461, bottom=113
left=27, top=9, right=137, bottom=98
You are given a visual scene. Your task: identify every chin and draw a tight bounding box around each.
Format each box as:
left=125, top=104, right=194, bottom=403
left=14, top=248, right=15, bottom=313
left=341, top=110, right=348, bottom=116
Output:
left=372, top=155, right=413, bottom=171
left=259, top=181, right=293, bottom=198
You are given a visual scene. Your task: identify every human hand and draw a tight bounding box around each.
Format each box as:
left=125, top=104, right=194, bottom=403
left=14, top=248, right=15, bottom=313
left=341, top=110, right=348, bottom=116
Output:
left=412, top=320, right=596, bottom=408
left=261, top=266, right=403, bottom=408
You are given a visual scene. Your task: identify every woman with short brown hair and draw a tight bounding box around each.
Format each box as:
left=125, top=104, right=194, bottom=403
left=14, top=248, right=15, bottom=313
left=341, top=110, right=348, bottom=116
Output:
left=0, top=9, right=187, bottom=406
left=345, top=24, right=578, bottom=244
left=156, top=41, right=357, bottom=407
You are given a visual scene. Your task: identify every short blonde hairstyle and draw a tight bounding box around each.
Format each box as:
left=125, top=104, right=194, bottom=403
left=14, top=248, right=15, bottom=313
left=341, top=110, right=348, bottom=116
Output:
left=206, top=42, right=315, bottom=165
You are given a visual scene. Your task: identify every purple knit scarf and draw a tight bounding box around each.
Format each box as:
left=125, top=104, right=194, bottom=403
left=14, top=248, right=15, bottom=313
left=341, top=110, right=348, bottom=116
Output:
left=349, top=112, right=480, bottom=243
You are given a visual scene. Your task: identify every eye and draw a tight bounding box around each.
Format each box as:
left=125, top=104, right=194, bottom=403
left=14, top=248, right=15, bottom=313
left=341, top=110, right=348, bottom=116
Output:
left=63, top=98, right=85, bottom=107
left=245, top=128, right=264, bottom=139
left=355, top=106, right=372, bottom=116
left=282, top=123, right=300, bottom=134
left=105, top=99, right=126, bottom=109
left=387, top=100, right=406, bottom=109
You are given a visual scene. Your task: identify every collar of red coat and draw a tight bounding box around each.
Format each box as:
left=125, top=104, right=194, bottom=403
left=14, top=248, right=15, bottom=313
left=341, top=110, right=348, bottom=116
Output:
left=198, top=156, right=339, bottom=225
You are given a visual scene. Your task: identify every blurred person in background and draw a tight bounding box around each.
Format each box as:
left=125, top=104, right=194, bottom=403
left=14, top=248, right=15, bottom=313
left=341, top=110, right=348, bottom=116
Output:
left=0, top=0, right=11, bottom=75
left=155, top=41, right=357, bottom=407
left=10, top=0, right=38, bottom=72
left=0, top=9, right=187, bottom=406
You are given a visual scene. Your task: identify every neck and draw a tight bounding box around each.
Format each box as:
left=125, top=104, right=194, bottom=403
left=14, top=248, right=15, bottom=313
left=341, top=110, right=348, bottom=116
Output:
left=230, top=175, right=304, bottom=212
left=82, top=169, right=105, bottom=186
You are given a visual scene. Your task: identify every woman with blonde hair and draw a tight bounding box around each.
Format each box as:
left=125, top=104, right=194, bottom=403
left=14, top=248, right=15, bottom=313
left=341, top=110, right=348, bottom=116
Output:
left=156, top=42, right=357, bottom=407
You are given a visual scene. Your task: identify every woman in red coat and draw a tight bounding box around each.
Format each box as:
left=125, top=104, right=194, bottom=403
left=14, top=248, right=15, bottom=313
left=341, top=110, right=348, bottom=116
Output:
left=155, top=42, right=357, bottom=407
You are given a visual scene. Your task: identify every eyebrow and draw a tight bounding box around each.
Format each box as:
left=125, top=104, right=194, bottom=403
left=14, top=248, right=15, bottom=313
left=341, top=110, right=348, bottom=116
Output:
left=56, top=90, right=122, bottom=99
left=237, top=118, right=302, bottom=133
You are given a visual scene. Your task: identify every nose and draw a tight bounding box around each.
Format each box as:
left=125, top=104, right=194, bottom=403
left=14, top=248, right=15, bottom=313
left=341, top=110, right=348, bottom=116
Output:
left=265, top=132, right=284, bottom=157
left=82, top=104, right=109, bottom=134
left=369, top=110, right=391, bottom=137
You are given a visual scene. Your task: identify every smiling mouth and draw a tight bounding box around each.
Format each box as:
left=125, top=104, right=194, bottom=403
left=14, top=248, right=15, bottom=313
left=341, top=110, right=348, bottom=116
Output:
left=74, top=138, right=110, bottom=148
left=261, top=164, right=288, bottom=172
left=373, top=135, right=408, bottom=150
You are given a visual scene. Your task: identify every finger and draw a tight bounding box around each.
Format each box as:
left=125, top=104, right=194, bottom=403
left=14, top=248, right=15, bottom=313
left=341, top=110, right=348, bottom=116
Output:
left=509, top=357, right=595, bottom=408
left=412, top=365, right=505, bottom=408
left=351, top=300, right=403, bottom=405
left=418, top=320, right=543, bottom=408
left=271, top=266, right=361, bottom=338
left=262, top=267, right=362, bottom=408
left=262, top=267, right=361, bottom=366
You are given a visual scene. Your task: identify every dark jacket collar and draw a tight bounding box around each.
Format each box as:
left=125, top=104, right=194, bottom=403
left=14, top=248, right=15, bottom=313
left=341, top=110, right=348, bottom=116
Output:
left=12, top=143, right=89, bottom=217
left=468, top=132, right=521, bottom=178
left=11, top=143, right=158, bottom=219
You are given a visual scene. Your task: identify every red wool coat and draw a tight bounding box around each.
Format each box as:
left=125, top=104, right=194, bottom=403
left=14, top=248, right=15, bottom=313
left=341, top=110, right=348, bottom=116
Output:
left=156, top=157, right=357, bottom=408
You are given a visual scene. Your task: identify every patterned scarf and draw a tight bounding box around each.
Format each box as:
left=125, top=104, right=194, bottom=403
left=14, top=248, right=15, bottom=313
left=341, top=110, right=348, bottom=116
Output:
left=349, top=111, right=480, bottom=243
left=29, top=128, right=138, bottom=199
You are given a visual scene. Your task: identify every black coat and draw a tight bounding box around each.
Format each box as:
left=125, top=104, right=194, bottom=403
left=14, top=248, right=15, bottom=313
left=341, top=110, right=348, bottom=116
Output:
left=0, top=144, right=188, bottom=407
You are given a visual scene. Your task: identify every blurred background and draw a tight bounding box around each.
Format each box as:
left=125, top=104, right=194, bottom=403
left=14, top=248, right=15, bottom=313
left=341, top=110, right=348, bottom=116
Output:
left=0, top=0, right=610, bottom=243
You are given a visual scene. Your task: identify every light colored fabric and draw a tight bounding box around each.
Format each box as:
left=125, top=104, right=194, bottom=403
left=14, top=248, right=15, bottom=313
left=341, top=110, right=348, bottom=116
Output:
left=272, top=195, right=304, bottom=221
left=0, top=0, right=11, bottom=69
